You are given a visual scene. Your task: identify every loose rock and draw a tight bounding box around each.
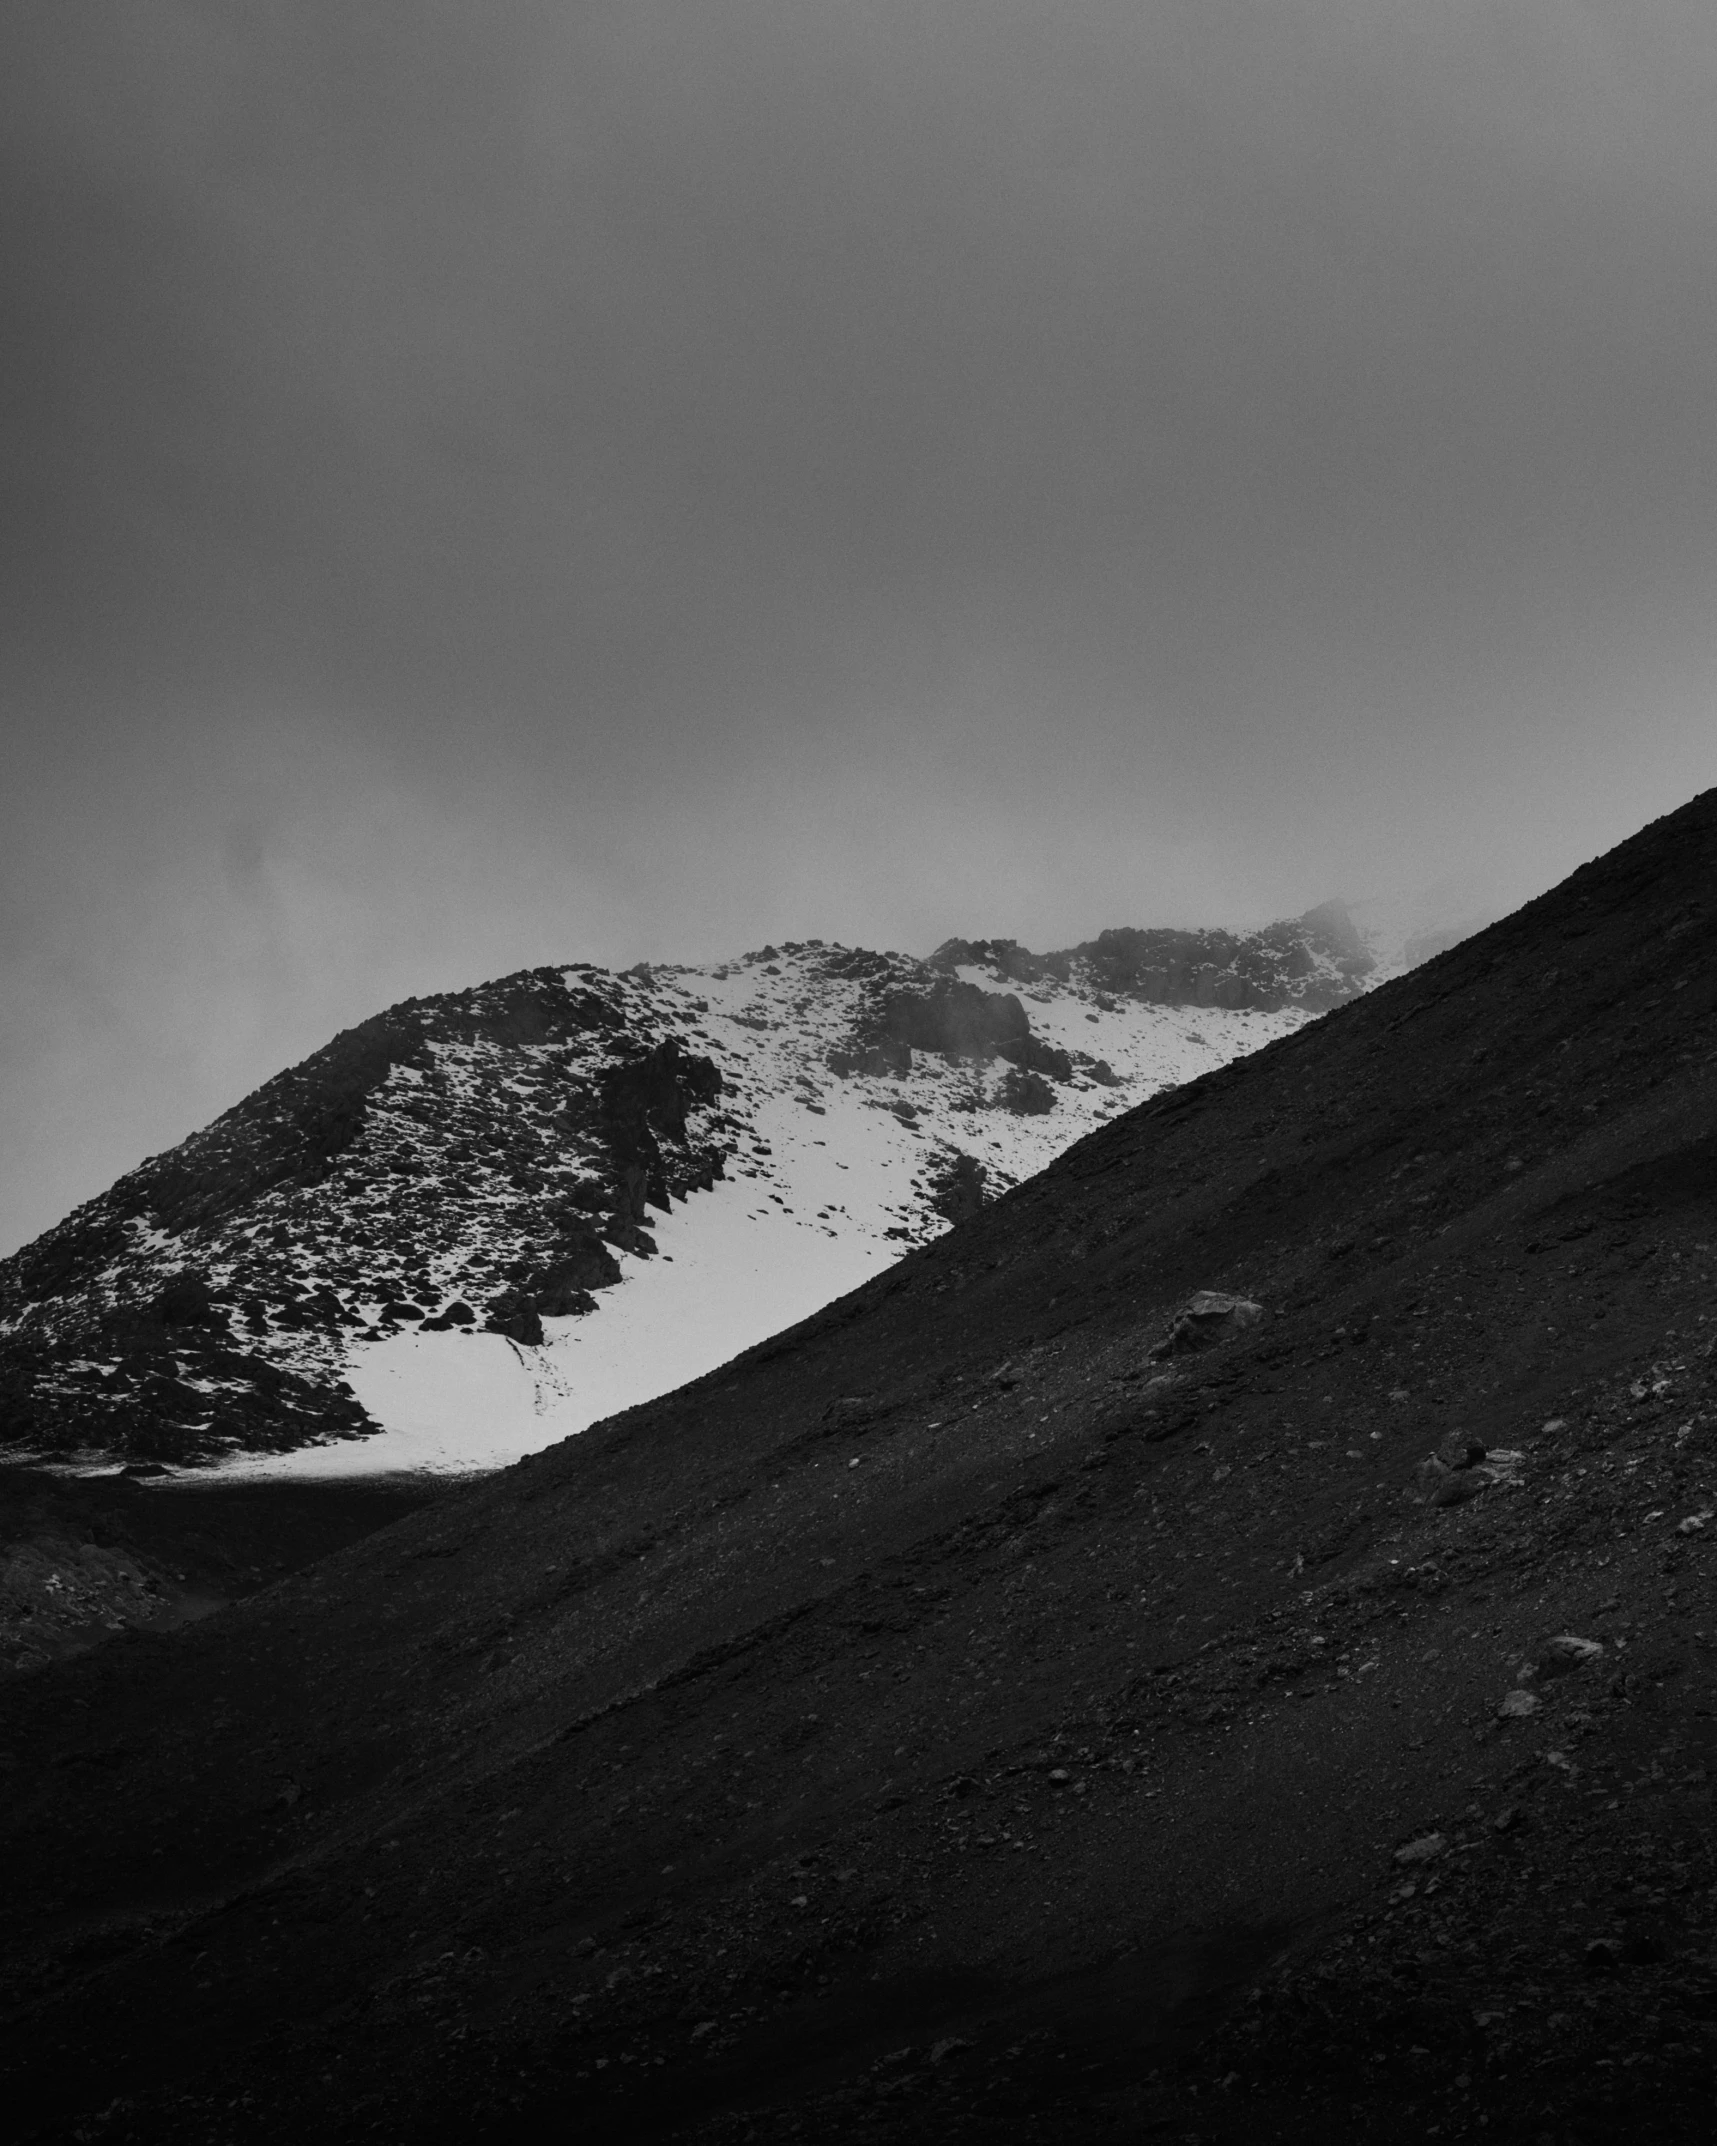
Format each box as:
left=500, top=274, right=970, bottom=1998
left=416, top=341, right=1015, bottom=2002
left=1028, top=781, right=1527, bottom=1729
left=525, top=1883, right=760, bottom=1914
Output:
left=1150, top=1292, right=1265, bottom=1360
left=1393, top=1832, right=1447, bottom=1866
left=1529, top=1635, right=1605, bottom=1680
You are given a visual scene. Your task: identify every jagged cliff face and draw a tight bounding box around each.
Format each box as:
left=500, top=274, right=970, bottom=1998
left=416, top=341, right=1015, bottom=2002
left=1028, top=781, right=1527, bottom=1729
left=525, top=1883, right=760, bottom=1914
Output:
left=0, top=913, right=1363, bottom=1471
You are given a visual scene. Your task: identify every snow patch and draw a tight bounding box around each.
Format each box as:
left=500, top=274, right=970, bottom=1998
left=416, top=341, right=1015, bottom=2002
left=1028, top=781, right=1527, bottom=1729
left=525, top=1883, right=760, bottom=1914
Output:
left=217, top=1173, right=892, bottom=1478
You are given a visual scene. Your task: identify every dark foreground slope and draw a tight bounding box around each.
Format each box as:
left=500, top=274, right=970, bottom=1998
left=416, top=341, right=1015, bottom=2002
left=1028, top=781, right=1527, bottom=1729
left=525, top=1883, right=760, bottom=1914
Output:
left=3, top=795, right=1716, bottom=2146
left=0, top=1470, right=446, bottom=1674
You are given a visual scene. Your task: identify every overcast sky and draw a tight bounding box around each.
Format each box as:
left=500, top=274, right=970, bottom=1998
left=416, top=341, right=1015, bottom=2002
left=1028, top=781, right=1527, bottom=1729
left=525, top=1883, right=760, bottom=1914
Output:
left=4, top=1, right=1716, bottom=1254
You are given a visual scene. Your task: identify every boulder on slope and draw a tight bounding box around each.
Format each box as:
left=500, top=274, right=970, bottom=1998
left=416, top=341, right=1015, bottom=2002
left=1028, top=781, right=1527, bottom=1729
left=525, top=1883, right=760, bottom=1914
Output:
left=1149, top=1290, right=1265, bottom=1359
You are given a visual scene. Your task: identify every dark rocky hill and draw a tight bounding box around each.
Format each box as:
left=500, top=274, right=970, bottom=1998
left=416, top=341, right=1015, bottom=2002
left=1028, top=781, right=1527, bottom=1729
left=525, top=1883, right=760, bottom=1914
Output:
left=3, top=793, right=1716, bottom=2144
left=0, top=964, right=734, bottom=1465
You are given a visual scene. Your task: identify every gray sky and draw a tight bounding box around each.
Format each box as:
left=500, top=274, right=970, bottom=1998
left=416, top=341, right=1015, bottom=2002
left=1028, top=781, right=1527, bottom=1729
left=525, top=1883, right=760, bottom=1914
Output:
left=5, top=1, right=1716, bottom=1256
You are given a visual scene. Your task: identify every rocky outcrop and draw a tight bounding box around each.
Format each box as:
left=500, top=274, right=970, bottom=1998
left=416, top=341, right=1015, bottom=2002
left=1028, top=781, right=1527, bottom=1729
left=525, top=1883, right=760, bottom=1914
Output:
left=924, top=1150, right=989, bottom=1223
left=830, top=979, right=1074, bottom=1089
left=873, top=979, right=1031, bottom=1060
left=930, top=899, right=1375, bottom=1013
left=483, top=1231, right=624, bottom=1341
left=998, top=1067, right=1057, bottom=1115
left=925, top=936, right=1071, bottom=986
left=599, top=1039, right=725, bottom=1242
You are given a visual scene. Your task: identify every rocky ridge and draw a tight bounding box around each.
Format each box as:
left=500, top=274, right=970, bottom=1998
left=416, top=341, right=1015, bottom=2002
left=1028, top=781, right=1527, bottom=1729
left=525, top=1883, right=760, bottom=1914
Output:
left=0, top=909, right=1360, bottom=1470
left=929, top=894, right=1376, bottom=1012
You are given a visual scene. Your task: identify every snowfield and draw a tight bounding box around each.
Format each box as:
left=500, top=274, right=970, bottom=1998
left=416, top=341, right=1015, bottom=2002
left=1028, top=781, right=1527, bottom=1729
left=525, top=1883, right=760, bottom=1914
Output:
left=228, top=1173, right=895, bottom=1478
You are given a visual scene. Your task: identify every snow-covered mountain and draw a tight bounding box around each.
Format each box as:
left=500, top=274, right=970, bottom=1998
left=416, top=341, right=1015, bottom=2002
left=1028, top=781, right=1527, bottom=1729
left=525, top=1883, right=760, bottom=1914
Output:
left=0, top=907, right=1374, bottom=1477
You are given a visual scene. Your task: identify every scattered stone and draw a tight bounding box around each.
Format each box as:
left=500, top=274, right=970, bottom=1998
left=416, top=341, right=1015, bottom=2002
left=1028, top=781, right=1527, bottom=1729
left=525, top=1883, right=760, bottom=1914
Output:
left=1498, top=1690, right=1540, bottom=1719
left=1150, top=1292, right=1264, bottom=1360
left=824, top=1396, right=877, bottom=1426
left=929, top=2037, right=972, bottom=2064
left=1529, top=1635, right=1605, bottom=1680
left=1393, top=1832, right=1447, bottom=1866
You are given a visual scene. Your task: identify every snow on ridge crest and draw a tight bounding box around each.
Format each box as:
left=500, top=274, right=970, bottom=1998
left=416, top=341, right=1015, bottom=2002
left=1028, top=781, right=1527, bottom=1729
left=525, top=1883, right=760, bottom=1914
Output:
left=0, top=932, right=1332, bottom=1476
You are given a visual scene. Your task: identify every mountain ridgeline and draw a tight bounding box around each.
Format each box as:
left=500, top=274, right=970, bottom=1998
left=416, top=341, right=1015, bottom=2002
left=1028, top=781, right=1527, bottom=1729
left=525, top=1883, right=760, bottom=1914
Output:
left=0, top=904, right=1372, bottom=1468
